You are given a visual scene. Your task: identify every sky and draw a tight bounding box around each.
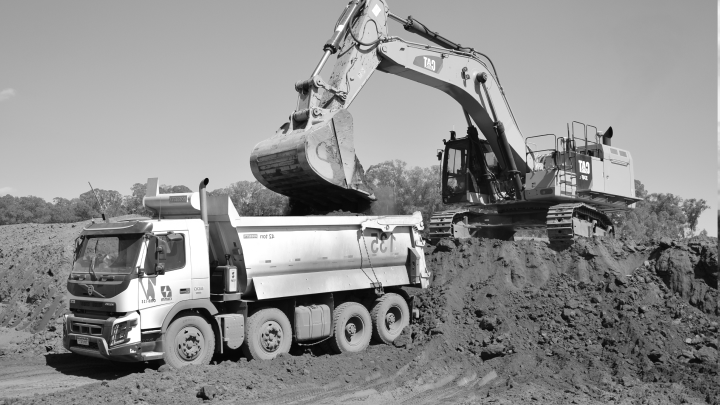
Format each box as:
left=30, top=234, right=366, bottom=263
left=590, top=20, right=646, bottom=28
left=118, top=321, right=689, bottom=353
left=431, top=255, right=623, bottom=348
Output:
left=0, top=0, right=717, bottom=234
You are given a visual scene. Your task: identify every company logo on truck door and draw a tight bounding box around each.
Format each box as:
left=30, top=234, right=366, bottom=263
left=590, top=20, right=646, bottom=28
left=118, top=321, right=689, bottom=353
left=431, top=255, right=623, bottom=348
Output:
left=160, top=286, right=173, bottom=301
left=140, top=278, right=156, bottom=304
left=413, top=55, right=443, bottom=73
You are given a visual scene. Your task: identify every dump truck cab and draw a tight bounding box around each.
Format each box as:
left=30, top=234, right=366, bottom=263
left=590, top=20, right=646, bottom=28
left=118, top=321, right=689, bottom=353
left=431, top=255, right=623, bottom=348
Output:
left=64, top=217, right=215, bottom=362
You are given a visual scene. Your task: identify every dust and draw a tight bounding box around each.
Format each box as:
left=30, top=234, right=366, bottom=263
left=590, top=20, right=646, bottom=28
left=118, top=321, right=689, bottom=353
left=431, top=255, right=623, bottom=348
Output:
left=368, top=186, right=399, bottom=216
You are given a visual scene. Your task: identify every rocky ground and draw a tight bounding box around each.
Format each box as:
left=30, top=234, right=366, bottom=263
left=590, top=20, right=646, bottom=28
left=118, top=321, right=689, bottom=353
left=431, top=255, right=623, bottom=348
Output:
left=0, top=219, right=717, bottom=404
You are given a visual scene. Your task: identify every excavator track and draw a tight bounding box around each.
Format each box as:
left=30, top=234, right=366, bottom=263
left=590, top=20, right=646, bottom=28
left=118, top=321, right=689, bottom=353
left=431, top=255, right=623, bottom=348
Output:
left=428, top=210, right=468, bottom=241
left=430, top=203, right=613, bottom=248
left=546, top=203, right=613, bottom=249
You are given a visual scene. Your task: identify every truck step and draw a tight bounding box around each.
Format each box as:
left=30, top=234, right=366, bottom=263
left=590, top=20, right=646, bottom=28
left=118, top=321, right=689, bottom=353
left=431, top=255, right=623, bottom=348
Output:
left=141, top=351, right=164, bottom=361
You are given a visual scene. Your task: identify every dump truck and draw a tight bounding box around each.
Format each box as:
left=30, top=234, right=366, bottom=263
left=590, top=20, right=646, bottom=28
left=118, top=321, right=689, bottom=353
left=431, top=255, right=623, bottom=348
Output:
left=63, top=178, right=429, bottom=367
left=250, top=0, right=641, bottom=247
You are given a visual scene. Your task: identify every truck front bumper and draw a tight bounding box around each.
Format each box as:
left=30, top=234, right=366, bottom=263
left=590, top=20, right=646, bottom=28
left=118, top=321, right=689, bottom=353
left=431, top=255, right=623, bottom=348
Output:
left=63, top=334, right=164, bottom=362
left=63, top=314, right=163, bottom=362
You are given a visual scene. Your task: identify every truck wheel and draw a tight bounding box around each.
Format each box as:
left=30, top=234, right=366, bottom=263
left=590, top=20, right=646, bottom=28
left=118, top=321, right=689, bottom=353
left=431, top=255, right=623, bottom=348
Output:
left=371, top=293, right=409, bottom=344
left=242, top=308, right=292, bottom=361
left=163, top=315, right=215, bottom=368
left=329, top=302, right=372, bottom=354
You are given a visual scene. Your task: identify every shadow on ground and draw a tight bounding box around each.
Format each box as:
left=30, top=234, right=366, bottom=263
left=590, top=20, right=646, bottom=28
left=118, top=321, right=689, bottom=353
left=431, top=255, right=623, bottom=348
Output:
left=44, top=353, right=153, bottom=380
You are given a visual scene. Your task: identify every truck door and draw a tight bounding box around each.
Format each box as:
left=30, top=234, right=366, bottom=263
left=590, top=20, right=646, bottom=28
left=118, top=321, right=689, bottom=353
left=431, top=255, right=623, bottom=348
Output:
left=138, top=232, right=192, bottom=328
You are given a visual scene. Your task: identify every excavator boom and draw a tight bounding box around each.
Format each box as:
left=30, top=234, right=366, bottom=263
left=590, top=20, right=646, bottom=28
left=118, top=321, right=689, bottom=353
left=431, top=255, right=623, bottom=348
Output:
left=251, top=0, right=529, bottom=212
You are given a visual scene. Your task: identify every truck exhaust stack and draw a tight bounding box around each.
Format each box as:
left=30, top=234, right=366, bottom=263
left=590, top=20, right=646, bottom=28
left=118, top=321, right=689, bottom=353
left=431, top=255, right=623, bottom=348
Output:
left=199, top=178, right=209, bottom=242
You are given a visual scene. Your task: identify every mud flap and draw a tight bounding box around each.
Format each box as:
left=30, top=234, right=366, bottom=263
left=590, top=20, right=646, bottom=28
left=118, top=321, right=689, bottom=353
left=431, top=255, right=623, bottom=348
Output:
left=406, top=247, right=422, bottom=284
left=407, top=295, right=418, bottom=323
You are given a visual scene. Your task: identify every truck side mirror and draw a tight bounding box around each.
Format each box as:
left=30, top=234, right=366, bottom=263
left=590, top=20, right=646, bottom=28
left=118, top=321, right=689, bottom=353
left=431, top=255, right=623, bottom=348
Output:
left=143, top=236, right=167, bottom=276
left=155, top=239, right=169, bottom=275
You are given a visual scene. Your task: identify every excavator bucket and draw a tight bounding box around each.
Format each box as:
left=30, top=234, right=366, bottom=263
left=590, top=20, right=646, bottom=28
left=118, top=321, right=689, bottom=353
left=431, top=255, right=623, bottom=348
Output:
left=250, top=109, right=375, bottom=212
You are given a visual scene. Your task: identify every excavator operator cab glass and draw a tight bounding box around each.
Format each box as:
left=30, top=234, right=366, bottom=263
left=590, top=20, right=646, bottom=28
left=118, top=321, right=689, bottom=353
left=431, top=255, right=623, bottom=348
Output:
left=443, top=141, right=469, bottom=195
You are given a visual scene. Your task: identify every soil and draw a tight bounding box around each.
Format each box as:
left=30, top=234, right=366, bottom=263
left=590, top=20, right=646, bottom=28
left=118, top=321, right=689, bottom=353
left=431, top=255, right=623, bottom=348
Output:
left=0, top=219, right=717, bottom=404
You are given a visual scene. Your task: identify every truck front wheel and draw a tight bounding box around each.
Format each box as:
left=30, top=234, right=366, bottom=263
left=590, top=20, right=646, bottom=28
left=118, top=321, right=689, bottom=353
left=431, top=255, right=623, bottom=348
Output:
left=329, top=302, right=372, bottom=354
left=243, top=308, right=292, bottom=360
left=163, top=315, right=215, bottom=368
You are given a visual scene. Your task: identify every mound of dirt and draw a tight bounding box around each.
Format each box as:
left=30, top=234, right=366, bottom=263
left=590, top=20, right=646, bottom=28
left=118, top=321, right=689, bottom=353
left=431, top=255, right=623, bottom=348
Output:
left=0, top=224, right=716, bottom=404
left=0, top=221, right=90, bottom=356
left=410, top=236, right=718, bottom=403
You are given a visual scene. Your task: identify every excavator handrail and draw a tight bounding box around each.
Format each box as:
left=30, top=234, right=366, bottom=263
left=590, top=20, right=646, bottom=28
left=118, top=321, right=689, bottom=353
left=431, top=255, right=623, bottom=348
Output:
left=525, top=133, right=557, bottom=171
left=570, top=121, right=603, bottom=156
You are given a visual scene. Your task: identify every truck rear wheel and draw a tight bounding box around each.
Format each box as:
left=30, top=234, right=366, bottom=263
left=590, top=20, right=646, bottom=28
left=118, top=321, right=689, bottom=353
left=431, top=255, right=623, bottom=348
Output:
left=243, top=308, right=292, bottom=361
left=163, top=315, right=215, bottom=368
left=329, top=302, right=372, bottom=354
left=371, top=293, right=409, bottom=344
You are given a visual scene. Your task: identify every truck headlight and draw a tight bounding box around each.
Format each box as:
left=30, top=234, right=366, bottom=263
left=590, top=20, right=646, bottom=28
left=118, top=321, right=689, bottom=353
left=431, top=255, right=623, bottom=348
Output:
left=110, top=319, right=137, bottom=347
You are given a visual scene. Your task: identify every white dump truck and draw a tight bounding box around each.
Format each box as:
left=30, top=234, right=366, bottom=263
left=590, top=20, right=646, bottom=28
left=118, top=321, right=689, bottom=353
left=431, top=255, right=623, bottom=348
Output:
left=63, top=178, right=430, bottom=367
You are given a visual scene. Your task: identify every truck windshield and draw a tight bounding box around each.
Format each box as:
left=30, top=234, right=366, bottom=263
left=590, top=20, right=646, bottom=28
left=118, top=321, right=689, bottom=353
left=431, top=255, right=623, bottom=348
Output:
left=73, top=234, right=144, bottom=275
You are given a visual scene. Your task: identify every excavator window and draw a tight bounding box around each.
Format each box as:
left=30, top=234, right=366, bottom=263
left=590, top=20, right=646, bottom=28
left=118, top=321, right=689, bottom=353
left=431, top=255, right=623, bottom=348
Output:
left=445, top=145, right=468, bottom=194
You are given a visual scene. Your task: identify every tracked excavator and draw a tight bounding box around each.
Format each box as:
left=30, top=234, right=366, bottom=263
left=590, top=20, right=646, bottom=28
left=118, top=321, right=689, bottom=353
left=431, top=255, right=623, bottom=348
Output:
left=250, top=0, right=641, bottom=248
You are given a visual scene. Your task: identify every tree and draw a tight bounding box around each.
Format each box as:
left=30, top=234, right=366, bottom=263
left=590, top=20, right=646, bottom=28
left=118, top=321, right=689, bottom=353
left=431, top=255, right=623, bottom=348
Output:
left=211, top=181, right=288, bottom=216
left=681, top=198, right=709, bottom=234
left=124, top=183, right=150, bottom=216
left=79, top=189, right=126, bottom=218
left=50, top=197, right=80, bottom=223
left=160, top=185, right=192, bottom=194
left=365, top=160, right=442, bottom=224
left=613, top=179, right=707, bottom=241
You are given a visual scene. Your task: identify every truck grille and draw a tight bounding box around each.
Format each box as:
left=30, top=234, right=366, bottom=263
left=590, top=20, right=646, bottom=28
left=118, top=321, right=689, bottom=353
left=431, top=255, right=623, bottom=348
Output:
left=71, top=322, right=103, bottom=336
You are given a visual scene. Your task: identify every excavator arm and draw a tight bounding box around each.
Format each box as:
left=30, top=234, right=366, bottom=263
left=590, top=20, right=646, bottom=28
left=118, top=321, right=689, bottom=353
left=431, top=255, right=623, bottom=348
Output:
left=250, top=0, right=528, bottom=212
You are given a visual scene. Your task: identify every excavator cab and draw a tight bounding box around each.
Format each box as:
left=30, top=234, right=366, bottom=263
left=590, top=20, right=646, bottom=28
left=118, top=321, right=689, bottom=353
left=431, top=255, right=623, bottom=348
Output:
left=443, top=138, right=469, bottom=197
left=440, top=133, right=500, bottom=205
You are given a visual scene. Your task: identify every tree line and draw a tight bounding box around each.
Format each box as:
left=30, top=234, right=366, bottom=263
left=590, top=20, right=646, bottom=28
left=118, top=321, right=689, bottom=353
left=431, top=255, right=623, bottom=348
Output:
left=0, top=181, right=288, bottom=225
left=0, top=161, right=710, bottom=242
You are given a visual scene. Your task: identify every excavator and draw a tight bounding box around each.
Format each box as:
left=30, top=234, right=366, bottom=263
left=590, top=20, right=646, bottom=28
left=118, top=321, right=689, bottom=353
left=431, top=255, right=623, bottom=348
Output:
left=250, top=0, right=641, bottom=248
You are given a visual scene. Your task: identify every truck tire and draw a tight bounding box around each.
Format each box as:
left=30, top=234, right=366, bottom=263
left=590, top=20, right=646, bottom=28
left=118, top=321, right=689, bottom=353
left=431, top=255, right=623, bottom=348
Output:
left=163, top=315, right=215, bottom=368
left=242, top=308, right=292, bottom=361
left=371, top=293, right=409, bottom=344
left=329, top=302, right=372, bottom=354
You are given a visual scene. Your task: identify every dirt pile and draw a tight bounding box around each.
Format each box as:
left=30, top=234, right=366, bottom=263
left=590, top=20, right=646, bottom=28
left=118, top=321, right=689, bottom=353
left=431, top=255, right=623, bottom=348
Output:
left=411, top=236, right=718, bottom=403
left=0, top=221, right=89, bottom=355
left=0, top=227, right=717, bottom=404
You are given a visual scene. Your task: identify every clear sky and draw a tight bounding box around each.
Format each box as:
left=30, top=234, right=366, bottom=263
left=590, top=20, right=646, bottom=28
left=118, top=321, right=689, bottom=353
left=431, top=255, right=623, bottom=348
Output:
left=0, top=0, right=717, bottom=234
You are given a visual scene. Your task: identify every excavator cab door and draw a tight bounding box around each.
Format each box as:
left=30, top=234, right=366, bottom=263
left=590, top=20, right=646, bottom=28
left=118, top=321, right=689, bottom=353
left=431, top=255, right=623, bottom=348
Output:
left=442, top=139, right=471, bottom=203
